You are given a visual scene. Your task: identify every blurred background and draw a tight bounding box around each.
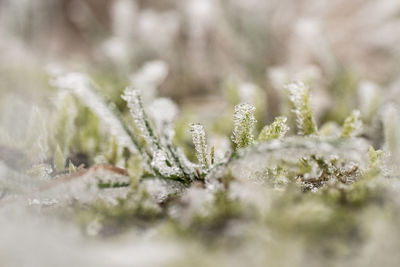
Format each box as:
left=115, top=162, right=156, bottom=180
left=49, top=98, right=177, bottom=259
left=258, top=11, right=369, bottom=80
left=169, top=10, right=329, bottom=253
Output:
left=2, top=1, right=400, bottom=98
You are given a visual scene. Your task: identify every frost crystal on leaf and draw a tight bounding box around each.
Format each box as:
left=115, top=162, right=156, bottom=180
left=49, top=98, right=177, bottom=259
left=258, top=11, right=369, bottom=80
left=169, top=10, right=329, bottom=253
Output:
left=151, top=150, right=182, bottom=178
left=258, top=116, right=289, bottom=142
left=231, top=103, right=257, bottom=149
left=51, top=72, right=137, bottom=153
left=341, top=110, right=362, bottom=138
left=190, top=123, right=209, bottom=170
left=122, top=88, right=193, bottom=182
left=122, top=87, right=160, bottom=153
left=286, top=81, right=318, bottom=135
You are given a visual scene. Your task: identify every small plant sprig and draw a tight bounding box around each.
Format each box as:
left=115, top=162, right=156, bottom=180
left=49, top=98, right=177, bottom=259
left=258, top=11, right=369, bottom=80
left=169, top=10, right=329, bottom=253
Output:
left=231, top=103, right=257, bottom=149
left=52, top=72, right=195, bottom=184
left=258, top=116, right=289, bottom=142
left=286, top=81, right=318, bottom=135
left=52, top=73, right=378, bottom=192
left=51, top=72, right=140, bottom=154
left=122, top=87, right=195, bottom=183
left=341, top=110, right=362, bottom=138
left=190, top=123, right=210, bottom=171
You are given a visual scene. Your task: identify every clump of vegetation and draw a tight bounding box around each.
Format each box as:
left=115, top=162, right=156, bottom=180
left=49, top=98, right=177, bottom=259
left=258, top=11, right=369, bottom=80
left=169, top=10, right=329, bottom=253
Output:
left=2, top=67, right=400, bottom=267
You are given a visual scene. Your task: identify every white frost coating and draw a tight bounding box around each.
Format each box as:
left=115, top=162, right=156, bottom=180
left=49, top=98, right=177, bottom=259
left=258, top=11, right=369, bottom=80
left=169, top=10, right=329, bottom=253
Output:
left=51, top=72, right=137, bottom=153
left=148, top=98, right=179, bottom=130
left=302, top=158, right=323, bottom=180
left=151, top=150, right=182, bottom=178
left=209, top=135, right=231, bottom=162
left=342, top=110, right=363, bottom=138
left=122, top=87, right=159, bottom=152
left=38, top=169, right=132, bottom=205
left=122, top=89, right=186, bottom=178
left=231, top=103, right=257, bottom=148
left=190, top=123, right=209, bottom=169
left=287, top=81, right=306, bottom=106
left=258, top=116, right=289, bottom=142
left=142, top=178, right=185, bottom=203
left=225, top=137, right=370, bottom=189
left=286, top=81, right=317, bottom=135
left=175, top=147, right=197, bottom=179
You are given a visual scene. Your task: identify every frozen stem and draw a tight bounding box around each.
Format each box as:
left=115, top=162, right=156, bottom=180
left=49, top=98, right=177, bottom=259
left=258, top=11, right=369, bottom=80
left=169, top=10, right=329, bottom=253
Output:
left=286, top=81, right=318, bottom=135
left=341, top=110, right=362, bottom=138
left=258, top=116, right=289, bottom=142
left=190, top=123, right=210, bottom=170
left=231, top=103, right=257, bottom=149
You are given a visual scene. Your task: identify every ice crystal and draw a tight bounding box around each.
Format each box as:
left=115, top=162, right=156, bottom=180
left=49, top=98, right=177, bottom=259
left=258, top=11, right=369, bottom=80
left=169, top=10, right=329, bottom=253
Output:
left=209, top=135, right=231, bottom=163
left=231, top=103, right=257, bottom=149
left=142, top=177, right=185, bottom=203
left=51, top=72, right=137, bottom=153
left=174, top=147, right=197, bottom=181
left=151, top=150, right=182, bottom=178
left=341, top=110, right=362, bottom=138
left=122, top=88, right=193, bottom=182
left=258, top=116, right=289, bottom=142
left=286, top=81, right=318, bottom=135
left=190, top=123, right=209, bottom=170
left=228, top=137, right=370, bottom=190
left=122, top=87, right=160, bottom=153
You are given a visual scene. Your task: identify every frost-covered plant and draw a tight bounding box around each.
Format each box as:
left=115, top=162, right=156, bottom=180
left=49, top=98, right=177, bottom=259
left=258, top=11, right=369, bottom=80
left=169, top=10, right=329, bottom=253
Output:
left=231, top=103, right=257, bottom=149
left=190, top=123, right=210, bottom=171
left=52, top=73, right=195, bottom=183
left=286, top=81, right=318, bottom=135
left=6, top=66, right=400, bottom=267
left=51, top=72, right=139, bottom=154
left=121, top=87, right=194, bottom=183
left=341, top=110, right=362, bottom=138
left=258, top=116, right=289, bottom=142
left=365, top=146, right=384, bottom=178
left=122, top=87, right=161, bottom=153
